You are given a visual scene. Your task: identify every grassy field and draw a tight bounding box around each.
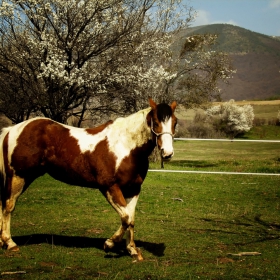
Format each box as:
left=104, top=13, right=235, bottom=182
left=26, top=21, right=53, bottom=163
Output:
left=241, top=125, right=280, bottom=140
left=153, top=140, right=280, bottom=174
left=0, top=140, right=279, bottom=279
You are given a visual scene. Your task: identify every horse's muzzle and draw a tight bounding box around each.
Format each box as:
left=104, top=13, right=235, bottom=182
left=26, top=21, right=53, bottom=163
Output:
left=161, top=149, right=174, bottom=161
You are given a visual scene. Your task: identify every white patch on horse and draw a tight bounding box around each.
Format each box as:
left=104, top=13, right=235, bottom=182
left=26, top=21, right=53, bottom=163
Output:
left=107, top=108, right=152, bottom=170
left=160, top=117, right=174, bottom=158
left=69, top=108, right=152, bottom=171
left=124, top=195, right=139, bottom=224
left=69, top=126, right=109, bottom=153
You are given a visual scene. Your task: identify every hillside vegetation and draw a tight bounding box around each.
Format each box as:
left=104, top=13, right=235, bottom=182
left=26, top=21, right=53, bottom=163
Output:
left=177, top=100, right=280, bottom=121
left=176, top=100, right=280, bottom=140
left=173, top=24, right=280, bottom=101
left=178, top=24, right=280, bottom=54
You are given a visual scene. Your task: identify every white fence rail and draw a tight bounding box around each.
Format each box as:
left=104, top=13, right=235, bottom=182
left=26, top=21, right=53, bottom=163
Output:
left=174, top=138, right=280, bottom=143
left=148, top=169, right=280, bottom=176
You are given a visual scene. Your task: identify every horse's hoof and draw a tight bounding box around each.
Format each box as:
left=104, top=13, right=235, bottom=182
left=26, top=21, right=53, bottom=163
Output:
left=104, top=244, right=110, bottom=253
left=104, top=239, right=114, bottom=253
left=132, top=248, right=144, bottom=262
left=8, top=245, right=20, bottom=252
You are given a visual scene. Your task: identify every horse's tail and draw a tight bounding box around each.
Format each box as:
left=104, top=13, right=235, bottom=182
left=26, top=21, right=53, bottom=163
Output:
left=0, top=127, right=11, bottom=203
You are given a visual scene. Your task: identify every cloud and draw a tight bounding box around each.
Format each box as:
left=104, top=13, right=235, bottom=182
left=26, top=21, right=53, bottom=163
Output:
left=269, top=0, right=280, bottom=8
left=193, top=10, right=238, bottom=27
left=193, top=10, right=211, bottom=25
left=212, top=19, right=238, bottom=26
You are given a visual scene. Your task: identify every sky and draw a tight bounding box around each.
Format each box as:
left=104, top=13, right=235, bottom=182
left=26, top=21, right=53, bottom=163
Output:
left=186, top=0, right=280, bottom=36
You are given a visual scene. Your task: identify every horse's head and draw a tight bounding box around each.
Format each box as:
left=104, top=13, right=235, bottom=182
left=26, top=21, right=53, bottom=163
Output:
left=148, top=98, right=177, bottom=160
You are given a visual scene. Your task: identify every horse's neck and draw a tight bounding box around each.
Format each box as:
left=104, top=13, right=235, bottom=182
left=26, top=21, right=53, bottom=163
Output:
left=104, top=109, right=153, bottom=169
left=110, top=108, right=152, bottom=147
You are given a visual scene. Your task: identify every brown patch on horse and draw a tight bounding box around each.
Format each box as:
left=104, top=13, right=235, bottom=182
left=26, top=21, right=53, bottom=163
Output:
left=115, top=143, right=153, bottom=199
left=108, top=184, right=127, bottom=207
left=84, top=140, right=117, bottom=186
left=10, top=119, right=117, bottom=187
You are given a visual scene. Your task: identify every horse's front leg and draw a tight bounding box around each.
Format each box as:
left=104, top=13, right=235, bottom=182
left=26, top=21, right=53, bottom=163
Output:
left=102, top=184, right=142, bottom=260
left=103, top=221, right=127, bottom=251
left=125, top=195, right=143, bottom=261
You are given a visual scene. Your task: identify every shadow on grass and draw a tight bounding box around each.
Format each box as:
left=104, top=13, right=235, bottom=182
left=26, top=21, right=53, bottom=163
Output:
left=13, top=234, right=165, bottom=257
left=200, top=215, right=280, bottom=245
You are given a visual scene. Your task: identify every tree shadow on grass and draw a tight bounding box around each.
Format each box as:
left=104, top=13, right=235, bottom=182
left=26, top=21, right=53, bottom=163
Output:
left=13, top=234, right=165, bottom=257
left=200, top=215, right=280, bottom=245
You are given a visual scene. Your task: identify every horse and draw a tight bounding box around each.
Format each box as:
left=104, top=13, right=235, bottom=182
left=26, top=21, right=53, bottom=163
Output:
left=0, top=98, right=177, bottom=261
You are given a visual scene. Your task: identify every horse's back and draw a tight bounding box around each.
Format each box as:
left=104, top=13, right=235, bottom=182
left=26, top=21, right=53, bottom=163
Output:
left=3, top=118, right=114, bottom=186
left=0, top=114, right=152, bottom=189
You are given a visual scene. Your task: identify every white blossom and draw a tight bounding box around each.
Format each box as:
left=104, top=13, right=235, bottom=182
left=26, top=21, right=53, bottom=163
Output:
left=206, top=99, right=254, bottom=137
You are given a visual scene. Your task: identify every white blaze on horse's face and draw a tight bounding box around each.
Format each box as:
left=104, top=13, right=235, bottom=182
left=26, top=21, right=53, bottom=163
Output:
left=160, top=117, right=174, bottom=159
left=149, top=100, right=177, bottom=160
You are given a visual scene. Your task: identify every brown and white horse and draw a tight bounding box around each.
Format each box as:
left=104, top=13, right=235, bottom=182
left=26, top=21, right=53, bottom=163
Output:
left=0, top=99, right=177, bottom=260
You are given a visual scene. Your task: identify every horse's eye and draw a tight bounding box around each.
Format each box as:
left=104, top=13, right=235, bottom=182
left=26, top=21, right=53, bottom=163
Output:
left=153, top=122, right=159, bottom=128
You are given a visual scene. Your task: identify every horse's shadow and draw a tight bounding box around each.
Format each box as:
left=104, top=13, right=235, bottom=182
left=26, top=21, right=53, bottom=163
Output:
left=13, top=234, right=165, bottom=257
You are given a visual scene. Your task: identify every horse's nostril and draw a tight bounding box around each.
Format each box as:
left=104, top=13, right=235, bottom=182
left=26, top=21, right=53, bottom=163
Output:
left=163, top=154, right=172, bottom=159
left=161, top=149, right=174, bottom=160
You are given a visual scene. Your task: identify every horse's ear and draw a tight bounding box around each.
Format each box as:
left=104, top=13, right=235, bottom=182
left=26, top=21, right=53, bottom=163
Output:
left=149, top=98, right=157, bottom=109
left=170, top=101, right=177, bottom=112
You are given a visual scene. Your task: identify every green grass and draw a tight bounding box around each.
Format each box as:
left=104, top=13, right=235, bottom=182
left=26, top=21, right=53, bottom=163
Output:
left=151, top=140, right=280, bottom=174
left=1, top=141, right=280, bottom=279
left=241, top=125, right=280, bottom=140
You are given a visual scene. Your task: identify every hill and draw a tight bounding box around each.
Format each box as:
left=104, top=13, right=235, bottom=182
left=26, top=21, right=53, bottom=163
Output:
left=173, top=24, right=280, bottom=101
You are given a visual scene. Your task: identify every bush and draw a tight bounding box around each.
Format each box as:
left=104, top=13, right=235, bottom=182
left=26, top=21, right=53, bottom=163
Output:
left=206, top=99, right=254, bottom=138
left=267, top=118, right=278, bottom=126
left=254, top=117, right=266, bottom=126
left=176, top=119, right=190, bottom=138
left=188, top=123, right=217, bottom=138
left=183, top=112, right=226, bottom=139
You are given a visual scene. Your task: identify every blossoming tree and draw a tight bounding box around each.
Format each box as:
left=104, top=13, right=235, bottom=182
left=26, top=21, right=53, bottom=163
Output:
left=0, top=0, right=234, bottom=125
left=206, top=99, right=254, bottom=138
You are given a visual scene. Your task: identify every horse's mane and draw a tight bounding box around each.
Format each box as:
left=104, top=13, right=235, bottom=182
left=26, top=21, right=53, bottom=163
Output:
left=113, top=107, right=151, bottom=128
left=86, top=120, right=113, bottom=134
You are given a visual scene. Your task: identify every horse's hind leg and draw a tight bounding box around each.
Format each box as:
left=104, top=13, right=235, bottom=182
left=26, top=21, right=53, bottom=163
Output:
left=1, top=175, right=25, bottom=251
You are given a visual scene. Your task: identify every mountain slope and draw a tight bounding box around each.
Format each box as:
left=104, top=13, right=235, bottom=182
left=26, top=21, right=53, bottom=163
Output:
left=174, top=24, right=280, bottom=101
